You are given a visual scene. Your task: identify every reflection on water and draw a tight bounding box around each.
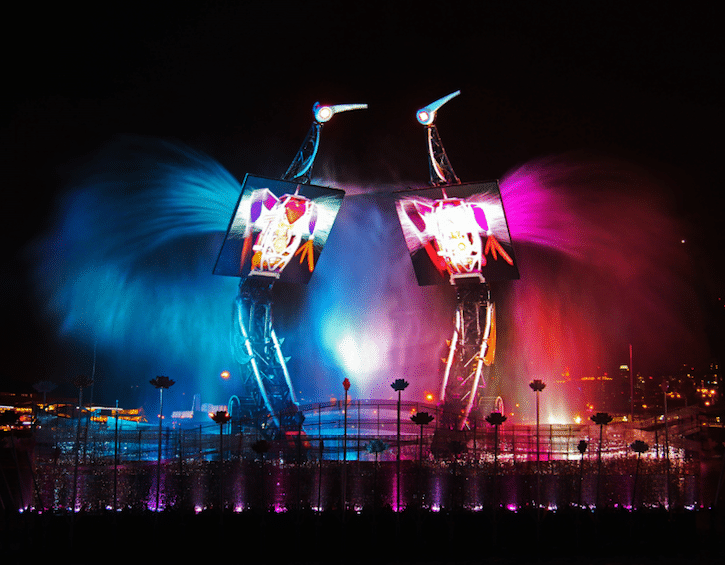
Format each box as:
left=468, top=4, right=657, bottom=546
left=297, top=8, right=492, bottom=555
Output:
left=33, top=456, right=703, bottom=513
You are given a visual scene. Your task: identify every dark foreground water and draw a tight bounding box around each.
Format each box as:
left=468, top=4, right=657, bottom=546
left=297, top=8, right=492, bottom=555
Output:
left=2, top=506, right=724, bottom=565
left=30, top=458, right=710, bottom=513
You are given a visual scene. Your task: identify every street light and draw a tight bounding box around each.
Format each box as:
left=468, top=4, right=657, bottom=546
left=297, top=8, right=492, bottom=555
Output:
left=661, top=379, right=671, bottom=508
left=591, top=412, right=613, bottom=509
left=210, top=410, right=231, bottom=511
left=529, top=380, right=546, bottom=465
left=485, top=412, right=507, bottom=474
left=630, top=439, right=649, bottom=510
left=529, top=379, right=546, bottom=513
left=150, top=376, right=175, bottom=512
left=411, top=412, right=435, bottom=463
left=342, top=378, right=350, bottom=462
left=342, top=377, right=350, bottom=513
left=577, top=439, right=588, bottom=507
left=391, top=378, right=409, bottom=511
left=486, top=411, right=507, bottom=507
left=71, top=375, right=93, bottom=512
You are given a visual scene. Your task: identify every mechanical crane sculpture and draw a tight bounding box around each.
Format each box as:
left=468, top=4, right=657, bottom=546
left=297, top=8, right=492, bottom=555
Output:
left=215, top=101, right=366, bottom=438
left=395, top=91, right=518, bottom=431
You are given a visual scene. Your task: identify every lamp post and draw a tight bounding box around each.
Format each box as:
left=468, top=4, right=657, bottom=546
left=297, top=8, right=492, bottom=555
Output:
left=293, top=410, right=305, bottom=513
left=411, top=412, right=435, bottom=463
left=210, top=410, right=231, bottom=511
left=150, top=376, right=175, bottom=512
left=577, top=439, right=588, bottom=507
left=486, top=413, right=507, bottom=479
left=630, top=439, right=649, bottom=510
left=411, top=411, right=435, bottom=509
left=113, top=400, right=119, bottom=512
left=342, top=378, right=350, bottom=462
left=529, top=380, right=546, bottom=506
left=71, top=375, right=93, bottom=512
left=33, top=380, right=57, bottom=415
left=210, top=410, right=231, bottom=460
left=485, top=411, right=507, bottom=508
left=661, top=379, right=671, bottom=508
left=391, top=378, right=409, bottom=511
left=366, top=439, right=388, bottom=513
left=529, top=380, right=546, bottom=465
left=342, top=378, right=350, bottom=513
left=591, top=412, right=613, bottom=509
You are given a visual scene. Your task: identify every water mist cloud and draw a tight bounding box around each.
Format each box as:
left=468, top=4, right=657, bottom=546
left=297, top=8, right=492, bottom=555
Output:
left=28, top=141, right=708, bottom=423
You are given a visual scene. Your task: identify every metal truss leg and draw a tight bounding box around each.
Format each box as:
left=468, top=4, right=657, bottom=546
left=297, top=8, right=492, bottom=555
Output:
left=230, top=277, right=298, bottom=439
left=439, top=282, right=496, bottom=430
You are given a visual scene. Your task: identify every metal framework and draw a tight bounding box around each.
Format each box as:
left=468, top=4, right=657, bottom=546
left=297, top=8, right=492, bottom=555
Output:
left=228, top=101, right=367, bottom=439
left=417, top=91, right=497, bottom=431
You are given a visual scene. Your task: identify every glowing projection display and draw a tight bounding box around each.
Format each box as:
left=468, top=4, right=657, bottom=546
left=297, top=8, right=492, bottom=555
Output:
left=214, top=174, right=345, bottom=283
left=395, top=181, right=519, bottom=286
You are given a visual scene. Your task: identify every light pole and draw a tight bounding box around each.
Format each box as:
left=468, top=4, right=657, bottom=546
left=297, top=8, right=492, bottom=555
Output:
left=661, top=379, right=671, bottom=508
left=342, top=378, right=350, bottom=462
left=113, top=400, right=119, bottom=512
left=630, top=439, right=649, bottom=510
left=591, top=412, right=613, bottom=509
left=366, top=439, right=388, bottom=513
left=577, top=439, right=588, bottom=507
left=485, top=411, right=507, bottom=508
left=411, top=412, right=435, bottom=463
left=72, top=375, right=93, bottom=512
left=33, top=380, right=57, bottom=415
left=391, top=378, right=409, bottom=511
left=529, top=380, right=546, bottom=465
left=341, top=377, right=350, bottom=513
left=150, top=376, right=175, bottom=512
left=529, top=379, right=546, bottom=524
left=411, top=411, right=434, bottom=509
left=210, top=410, right=231, bottom=511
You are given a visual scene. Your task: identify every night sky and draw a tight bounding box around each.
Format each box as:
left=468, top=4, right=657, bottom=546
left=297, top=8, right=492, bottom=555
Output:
left=4, top=3, right=724, bottom=408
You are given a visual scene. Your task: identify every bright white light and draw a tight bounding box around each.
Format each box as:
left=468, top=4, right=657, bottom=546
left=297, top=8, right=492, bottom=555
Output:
left=417, top=110, right=431, bottom=124
left=316, top=105, right=333, bottom=122
left=546, top=413, right=571, bottom=425
left=335, top=332, right=384, bottom=381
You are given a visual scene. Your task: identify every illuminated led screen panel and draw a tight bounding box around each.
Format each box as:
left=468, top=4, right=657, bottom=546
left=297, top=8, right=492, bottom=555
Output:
left=214, top=174, right=345, bottom=284
left=395, top=181, right=519, bottom=286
